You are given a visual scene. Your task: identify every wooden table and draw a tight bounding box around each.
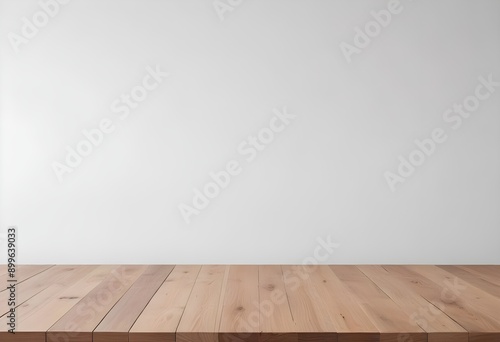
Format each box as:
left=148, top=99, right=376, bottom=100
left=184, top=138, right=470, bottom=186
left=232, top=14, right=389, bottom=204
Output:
left=0, top=265, right=499, bottom=341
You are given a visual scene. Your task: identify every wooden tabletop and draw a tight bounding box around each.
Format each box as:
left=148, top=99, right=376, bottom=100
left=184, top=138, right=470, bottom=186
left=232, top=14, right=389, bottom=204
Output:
left=0, top=265, right=499, bottom=342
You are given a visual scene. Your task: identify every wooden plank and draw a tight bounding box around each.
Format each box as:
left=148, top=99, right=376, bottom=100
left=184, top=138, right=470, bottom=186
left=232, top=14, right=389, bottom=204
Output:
left=17, top=266, right=114, bottom=329
left=456, top=265, right=500, bottom=289
left=438, top=265, right=500, bottom=298
left=93, top=265, right=174, bottom=342
left=358, top=265, right=468, bottom=342
left=216, top=263, right=230, bottom=334
left=258, top=265, right=296, bottom=342
left=5, top=266, right=111, bottom=338
left=306, top=265, right=378, bottom=342
left=219, top=265, right=260, bottom=342
left=408, top=265, right=500, bottom=317
left=0, top=265, right=89, bottom=317
left=282, top=265, right=337, bottom=342
left=0, top=265, right=98, bottom=342
left=176, top=265, right=228, bottom=342
left=330, top=266, right=426, bottom=342
left=0, top=264, right=498, bottom=341
left=129, top=265, right=201, bottom=342
left=407, top=265, right=500, bottom=341
left=388, top=265, right=500, bottom=342
left=48, top=265, right=148, bottom=342
left=0, top=265, right=54, bottom=292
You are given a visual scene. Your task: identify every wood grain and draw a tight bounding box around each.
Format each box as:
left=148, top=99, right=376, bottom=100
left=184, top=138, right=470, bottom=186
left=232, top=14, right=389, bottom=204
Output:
left=48, top=265, right=147, bottom=342
left=0, top=265, right=99, bottom=342
left=0, top=265, right=53, bottom=293
left=307, top=266, right=378, bottom=342
left=438, top=265, right=500, bottom=298
left=404, top=265, right=500, bottom=342
left=0, top=264, right=497, bottom=341
left=258, top=265, right=297, bottom=342
left=93, top=265, right=174, bottom=342
left=282, top=265, right=337, bottom=341
left=358, top=265, right=468, bottom=342
left=0, top=265, right=88, bottom=317
left=177, top=265, right=228, bottom=342
left=219, top=265, right=260, bottom=342
left=129, top=265, right=201, bottom=342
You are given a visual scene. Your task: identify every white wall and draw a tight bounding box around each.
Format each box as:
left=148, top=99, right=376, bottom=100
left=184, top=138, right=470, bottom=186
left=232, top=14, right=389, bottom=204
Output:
left=1, top=0, right=499, bottom=264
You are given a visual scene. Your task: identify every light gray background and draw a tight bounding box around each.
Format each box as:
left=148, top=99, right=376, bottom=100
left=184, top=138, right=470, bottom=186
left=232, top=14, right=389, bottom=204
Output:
left=1, top=0, right=499, bottom=264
